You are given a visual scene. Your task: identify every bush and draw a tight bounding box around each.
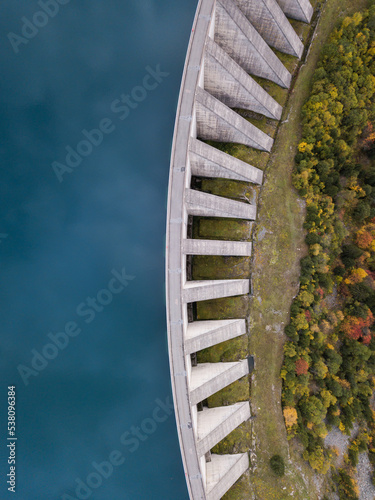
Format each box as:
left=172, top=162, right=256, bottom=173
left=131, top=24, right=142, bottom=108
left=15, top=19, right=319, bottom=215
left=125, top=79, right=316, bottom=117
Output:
left=305, top=232, right=321, bottom=245
left=368, top=448, right=375, bottom=468
left=348, top=446, right=359, bottom=467
left=269, top=455, right=285, bottom=477
left=335, top=469, right=359, bottom=500
left=284, top=323, right=298, bottom=341
left=317, top=272, right=333, bottom=290
left=353, top=199, right=371, bottom=222
left=341, top=244, right=363, bottom=268
left=333, top=265, right=346, bottom=276
left=349, top=282, right=373, bottom=302
left=341, top=244, right=363, bottom=260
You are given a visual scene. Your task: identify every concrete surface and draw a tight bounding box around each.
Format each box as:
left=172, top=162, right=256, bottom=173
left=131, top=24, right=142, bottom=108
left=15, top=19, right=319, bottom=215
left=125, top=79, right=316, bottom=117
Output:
left=190, top=360, right=249, bottom=405
left=190, top=138, right=264, bottom=183
left=195, top=87, right=274, bottom=150
left=185, top=319, right=247, bottom=354
left=215, top=0, right=292, bottom=87
left=275, top=0, right=313, bottom=22
left=204, top=37, right=283, bottom=118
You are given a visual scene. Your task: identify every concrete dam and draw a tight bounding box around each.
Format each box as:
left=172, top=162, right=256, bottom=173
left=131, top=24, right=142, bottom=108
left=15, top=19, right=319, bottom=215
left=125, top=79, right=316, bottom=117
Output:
left=165, top=0, right=313, bottom=498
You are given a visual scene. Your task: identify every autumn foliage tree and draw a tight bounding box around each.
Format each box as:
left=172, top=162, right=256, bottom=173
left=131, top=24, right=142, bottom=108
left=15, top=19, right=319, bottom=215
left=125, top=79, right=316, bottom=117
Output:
left=295, top=358, right=309, bottom=375
left=356, top=228, right=374, bottom=249
left=360, top=121, right=375, bottom=151
left=283, top=407, right=298, bottom=430
left=341, top=310, right=374, bottom=342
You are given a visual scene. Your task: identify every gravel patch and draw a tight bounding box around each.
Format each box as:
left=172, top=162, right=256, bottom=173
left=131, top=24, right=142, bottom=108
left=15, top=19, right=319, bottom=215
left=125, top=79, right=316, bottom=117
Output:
left=325, top=425, right=375, bottom=499
left=324, top=425, right=355, bottom=466
left=356, top=452, right=375, bottom=500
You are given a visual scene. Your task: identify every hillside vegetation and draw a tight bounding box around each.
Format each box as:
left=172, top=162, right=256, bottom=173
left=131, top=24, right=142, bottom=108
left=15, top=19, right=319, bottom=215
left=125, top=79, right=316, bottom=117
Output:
left=281, top=5, right=375, bottom=495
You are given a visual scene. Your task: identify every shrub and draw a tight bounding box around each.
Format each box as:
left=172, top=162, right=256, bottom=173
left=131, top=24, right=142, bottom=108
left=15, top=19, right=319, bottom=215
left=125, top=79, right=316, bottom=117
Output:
left=348, top=446, right=359, bottom=467
left=341, top=244, right=363, bottom=260
left=334, top=265, right=346, bottom=276
left=369, top=448, right=375, bottom=468
left=284, top=323, right=298, bottom=341
left=349, top=282, right=373, bottom=302
left=269, top=455, right=285, bottom=477
left=305, top=232, right=321, bottom=245
left=353, top=199, right=371, bottom=222
left=335, top=469, right=359, bottom=500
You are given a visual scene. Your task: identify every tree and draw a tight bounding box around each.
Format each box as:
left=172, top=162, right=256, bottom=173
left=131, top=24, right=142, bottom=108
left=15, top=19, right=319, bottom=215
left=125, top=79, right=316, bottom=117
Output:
left=284, top=342, right=297, bottom=358
left=295, top=358, right=309, bottom=375
left=356, top=228, right=374, bottom=249
left=320, top=388, right=337, bottom=408
left=270, top=455, right=285, bottom=477
left=353, top=199, right=371, bottom=221
left=300, top=396, right=327, bottom=424
left=341, top=244, right=363, bottom=268
left=335, top=469, right=359, bottom=500
left=341, top=310, right=374, bottom=341
left=303, top=446, right=331, bottom=473
left=325, top=348, right=342, bottom=375
left=360, top=121, right=375, bottom=151
left=345, top=267, right=368, bottom=285
left=283, top=407, right=298, bottom=429
left=298, top=290, right=315, bottom=307
left=314, top=359, right=329, bottom=379
left=349, top=282, right=373, bottom=302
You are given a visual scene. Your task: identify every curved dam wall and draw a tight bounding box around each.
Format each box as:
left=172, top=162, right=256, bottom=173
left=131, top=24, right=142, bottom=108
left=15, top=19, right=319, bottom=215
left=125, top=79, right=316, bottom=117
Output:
left=165, top=0, right=313, bottom=499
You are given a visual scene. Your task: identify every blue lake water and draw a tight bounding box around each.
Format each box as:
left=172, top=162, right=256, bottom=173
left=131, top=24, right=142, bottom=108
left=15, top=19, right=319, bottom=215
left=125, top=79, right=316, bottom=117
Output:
left=0, top=1, right=196, bottom=498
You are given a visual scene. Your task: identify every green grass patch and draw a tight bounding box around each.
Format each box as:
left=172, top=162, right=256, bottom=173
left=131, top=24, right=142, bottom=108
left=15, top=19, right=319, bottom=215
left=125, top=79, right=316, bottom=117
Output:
left=196, top=295, right=249, bottom=320
left=289, top=19, right=313, bottom=43
left=222, top=472, right=254, bottom=500
left=192, top=256, right=251, bottom=280
left=193, top=217, right=252, bottom=241
left=193, top=177, right=258, bottom=204
left=212, top=421, right=252, bottom=454
left=272, top=48, right=300, bottom=74
left=197, top=334, right=248, bottom=363
left=234, top=109, right=279, bottom=138
left=251, top=76, right=289, bottom=108
left=205, top=140, right=270, bottom=170
left=207, top=377, right=250, bottom=407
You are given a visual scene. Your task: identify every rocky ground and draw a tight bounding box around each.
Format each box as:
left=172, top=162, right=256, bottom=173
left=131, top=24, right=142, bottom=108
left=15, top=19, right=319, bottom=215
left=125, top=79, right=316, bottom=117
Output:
left=325, top=425, right=375, bottom=499
left=356, top=453, right=375, bottom=500
left=324, top=425, right=357, bottom=467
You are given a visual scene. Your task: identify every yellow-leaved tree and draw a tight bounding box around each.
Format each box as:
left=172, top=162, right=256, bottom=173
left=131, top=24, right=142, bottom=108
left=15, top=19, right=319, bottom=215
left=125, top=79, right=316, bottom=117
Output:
left=283, top=406, right=298, bottom=430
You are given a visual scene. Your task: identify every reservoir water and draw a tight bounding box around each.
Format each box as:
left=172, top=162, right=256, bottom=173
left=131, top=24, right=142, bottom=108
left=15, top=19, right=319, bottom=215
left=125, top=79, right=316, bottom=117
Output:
left=0, top=1, right=196, bottom=498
